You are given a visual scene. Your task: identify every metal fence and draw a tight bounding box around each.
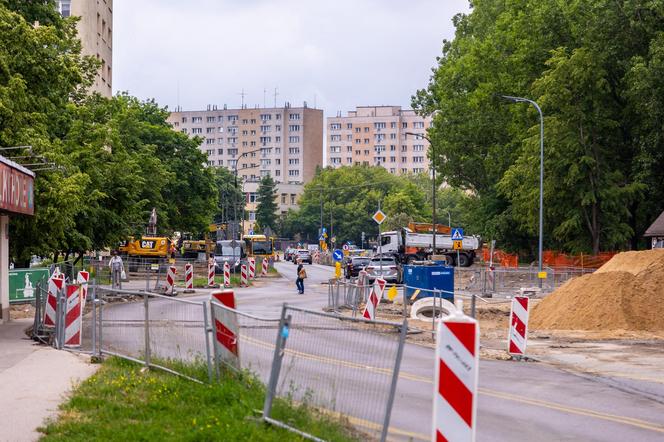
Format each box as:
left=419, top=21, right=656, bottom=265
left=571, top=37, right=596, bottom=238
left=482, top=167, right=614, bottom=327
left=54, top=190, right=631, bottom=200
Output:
left=263, top=304, right=407, bottom=442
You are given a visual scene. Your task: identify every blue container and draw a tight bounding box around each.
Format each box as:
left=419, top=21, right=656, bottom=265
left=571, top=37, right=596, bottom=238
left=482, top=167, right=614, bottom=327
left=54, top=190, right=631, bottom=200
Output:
left=403, top=265, right=454, bottom=303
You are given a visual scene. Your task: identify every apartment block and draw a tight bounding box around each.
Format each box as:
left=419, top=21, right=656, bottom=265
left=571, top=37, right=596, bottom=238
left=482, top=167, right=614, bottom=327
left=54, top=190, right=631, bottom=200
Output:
left=327, top=106, right=432, bottom=174
left=57, top=0, right=113, bottom=97
left=168, top=104, right=323, bottom=234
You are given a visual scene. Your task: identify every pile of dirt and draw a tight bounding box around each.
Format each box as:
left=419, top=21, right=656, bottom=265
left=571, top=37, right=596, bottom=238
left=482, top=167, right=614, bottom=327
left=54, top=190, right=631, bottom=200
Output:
left=531, top=249, right=664, bottom=331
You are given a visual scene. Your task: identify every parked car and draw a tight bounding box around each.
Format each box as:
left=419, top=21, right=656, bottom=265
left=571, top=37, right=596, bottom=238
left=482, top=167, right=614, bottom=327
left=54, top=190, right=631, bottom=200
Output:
left=365, top=256, right=401, bottom=283
left=284, top=248, right=296, bottom=261
left=294, top=249, right=312, bottom=264
left=344, top=256, right=371, bottom=279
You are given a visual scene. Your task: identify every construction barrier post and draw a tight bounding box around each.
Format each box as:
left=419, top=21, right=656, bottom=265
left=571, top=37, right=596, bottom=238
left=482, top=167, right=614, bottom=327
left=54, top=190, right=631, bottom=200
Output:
left=166, top=266, right=177, bottom=296
left=248, top=257, right=256, bottom=279
left=77, top=270, right=89, bottom=311
left=433, top=300, right=479, bottom=442
left=184, top=263, right=195, bottom=293
left=210, top=289, right=239, bottom=372
left=362, top=278, right=386, bottom=321
left=63, top=284, right=83, bottom=348
left=261, top=257, right=269, bottom=277
left=208, top=261, right=217, bottom=288
left=240, top=264, right=248, bottom=287
left=508, top=295, right=530, bottom=359
left=223, top=261, right=231, bottom=287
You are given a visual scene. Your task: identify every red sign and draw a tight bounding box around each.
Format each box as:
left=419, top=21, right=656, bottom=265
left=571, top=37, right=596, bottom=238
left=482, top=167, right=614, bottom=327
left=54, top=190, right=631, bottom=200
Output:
left=0, top=160, right=34, bottom=215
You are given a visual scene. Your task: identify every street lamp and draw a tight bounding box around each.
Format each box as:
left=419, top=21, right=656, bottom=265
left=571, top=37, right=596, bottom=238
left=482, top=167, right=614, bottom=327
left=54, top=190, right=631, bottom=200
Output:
left=500, top=95, right=544, bottom=285
left=405, top=131, right=438, bottom=253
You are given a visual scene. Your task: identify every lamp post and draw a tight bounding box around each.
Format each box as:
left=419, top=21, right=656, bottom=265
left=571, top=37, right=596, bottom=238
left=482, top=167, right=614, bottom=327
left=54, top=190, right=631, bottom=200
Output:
left=500, top=95, right=544, bottom=285
left=405, top=131, right=437, bottom=253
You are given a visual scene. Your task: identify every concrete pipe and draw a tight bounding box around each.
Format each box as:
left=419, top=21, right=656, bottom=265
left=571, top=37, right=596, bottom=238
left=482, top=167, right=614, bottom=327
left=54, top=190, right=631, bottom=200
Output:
left=410, top=297, right=458, bottom=321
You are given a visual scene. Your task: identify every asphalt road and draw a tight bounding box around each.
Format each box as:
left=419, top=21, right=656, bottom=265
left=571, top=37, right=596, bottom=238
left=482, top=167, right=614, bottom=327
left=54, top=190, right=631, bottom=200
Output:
left=97, top=261, right=664, bottom=441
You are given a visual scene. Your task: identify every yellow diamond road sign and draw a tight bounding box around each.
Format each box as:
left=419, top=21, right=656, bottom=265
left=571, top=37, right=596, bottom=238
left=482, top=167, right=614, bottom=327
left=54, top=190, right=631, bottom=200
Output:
left=373, top=210, right=386, bottom=225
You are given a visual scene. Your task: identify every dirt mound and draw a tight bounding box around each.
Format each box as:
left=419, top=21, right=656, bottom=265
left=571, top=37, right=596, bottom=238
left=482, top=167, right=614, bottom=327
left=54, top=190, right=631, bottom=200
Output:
left=595, top=248, right=664, bottom=275
left=531, top=250, right=664, bottom=332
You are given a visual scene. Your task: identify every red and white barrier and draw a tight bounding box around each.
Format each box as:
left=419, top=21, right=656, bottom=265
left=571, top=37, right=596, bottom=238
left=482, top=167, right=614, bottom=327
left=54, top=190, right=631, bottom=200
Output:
left=508, top=295, right=530, bottom=357
left=433, top=303, right=480, bottom=442
left=184, top=263, right=194, bottom=292
left=208, top=261, right=216, bottom=288
left=44, top=274, right=65, bottom=327
left=64, top=284, right=83, bottom=347
left=166, top=266, right=176, bottom=295
left=240, top=264, right=248, bottom=287
left=248, top=257, right=256, bottom=279
left=261, top=258, right=269, bottom=277
left=223, top=261, right=231, bottom=287
left=362, top=278, right=386, bottom=321
left=76, top=270, right=89, bottom=311
left=210, top=289, right=240, bottom=369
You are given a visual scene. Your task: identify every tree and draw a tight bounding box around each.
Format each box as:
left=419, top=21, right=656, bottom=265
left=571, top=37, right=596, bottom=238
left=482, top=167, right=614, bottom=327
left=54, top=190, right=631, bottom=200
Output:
left=213, top=166, right=244, bottom=227
left=256, top=175, right=278, bottom=234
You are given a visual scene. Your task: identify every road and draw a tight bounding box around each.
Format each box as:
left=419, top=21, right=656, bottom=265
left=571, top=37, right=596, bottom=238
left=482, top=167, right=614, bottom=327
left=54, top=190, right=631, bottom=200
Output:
left=97, top=261, right=664, bottom=441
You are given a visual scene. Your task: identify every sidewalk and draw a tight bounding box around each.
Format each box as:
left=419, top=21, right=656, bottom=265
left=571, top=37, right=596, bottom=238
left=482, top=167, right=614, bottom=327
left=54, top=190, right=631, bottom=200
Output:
left=0, top=319, right=98, bottom=441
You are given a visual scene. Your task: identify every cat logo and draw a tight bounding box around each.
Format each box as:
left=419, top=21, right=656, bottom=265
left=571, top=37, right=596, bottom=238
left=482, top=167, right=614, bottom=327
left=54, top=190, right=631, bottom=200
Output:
left=141, top=240, right=156, bottom=249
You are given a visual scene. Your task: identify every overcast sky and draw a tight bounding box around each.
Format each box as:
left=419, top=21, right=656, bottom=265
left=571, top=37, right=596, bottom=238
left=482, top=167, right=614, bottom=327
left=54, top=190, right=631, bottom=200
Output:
left=113, top=0, right=470, bottom=116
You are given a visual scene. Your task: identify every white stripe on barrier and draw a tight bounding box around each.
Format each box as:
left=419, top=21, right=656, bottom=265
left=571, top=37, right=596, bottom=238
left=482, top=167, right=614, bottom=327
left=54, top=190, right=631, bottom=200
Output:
left=44, top=275, right=64, bottom=327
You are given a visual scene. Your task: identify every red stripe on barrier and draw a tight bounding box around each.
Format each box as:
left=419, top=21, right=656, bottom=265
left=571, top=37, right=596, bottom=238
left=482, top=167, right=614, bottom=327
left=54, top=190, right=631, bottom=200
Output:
left=436, top=430, right=448, bottom=442
left=509, top=341, right=523, bottom=355
left=65, top=331, right=80, bottom=346
left=516, top=296, right=528, bottom=310
left=445, top=322, right=476, bottom=357
left=511, top=313, right=527, bottom=338
left=438, top=358, right=473, bottom=427
left=215, top=319, right=238, bottom=355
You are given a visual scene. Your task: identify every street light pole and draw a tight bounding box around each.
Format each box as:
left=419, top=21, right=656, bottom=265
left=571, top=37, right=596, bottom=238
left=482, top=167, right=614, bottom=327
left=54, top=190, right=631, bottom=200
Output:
left=405, top=131, right=436, bottom=254
left=500, top=95, right=544, bottom=286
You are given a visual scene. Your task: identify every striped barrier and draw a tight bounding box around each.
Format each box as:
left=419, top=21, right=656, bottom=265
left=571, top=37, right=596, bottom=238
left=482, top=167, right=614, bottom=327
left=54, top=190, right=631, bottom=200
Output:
left=248, top=257, right=256, bottom=279
left=362, top=278, right=386, bottom=321
left=184, top=263, right=194, bottom=293
left=261, top=257, right=269, bottom=276
left=210, top=289, right=239, bottom=370
left=208, top=261, right=216, bottom=288
left=44, top=274, right=65, bottom=327
left=76, top=270, right=89, bottom=311
left=433, top=303, right=479, bottom=442
left=223, top=261, right=231, bottom=288
left=166, top=266, right=176, bottom=295
left=240, top=264, right=248, bottom=287
left=508, top=295, right=530, bottom=357
left=64, top=284, right=83, bottom=348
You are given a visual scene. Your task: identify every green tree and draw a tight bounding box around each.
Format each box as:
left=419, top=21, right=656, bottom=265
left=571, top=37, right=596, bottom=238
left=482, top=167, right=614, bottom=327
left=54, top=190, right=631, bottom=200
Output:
left=213, top=166, right=244, bottom=227
left=255, top=175, right=278, bottom=234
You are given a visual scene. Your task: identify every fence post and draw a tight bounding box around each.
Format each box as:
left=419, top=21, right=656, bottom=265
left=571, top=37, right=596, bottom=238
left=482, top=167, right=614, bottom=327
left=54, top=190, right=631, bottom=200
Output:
left=144, top=293, right=150, bottom=368
left=91, top=282, right=97, bottom=356
left=202, top=301, right=214, bottom=383
left=209, top=302, right=221, bottom=381
left=98, top=288, right=103, bottom=358
left=381, top=318, right=408, bottom=442
left=263, top=304, right=290, bottom=419
left=471, top=291, right=477, bottom=319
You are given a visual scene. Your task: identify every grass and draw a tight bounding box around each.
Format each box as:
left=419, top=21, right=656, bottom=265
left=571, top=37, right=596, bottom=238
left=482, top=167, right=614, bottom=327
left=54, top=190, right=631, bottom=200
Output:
left=40, top=357, right=360, bottom=441
left=190, top=275, right=252, bottom=288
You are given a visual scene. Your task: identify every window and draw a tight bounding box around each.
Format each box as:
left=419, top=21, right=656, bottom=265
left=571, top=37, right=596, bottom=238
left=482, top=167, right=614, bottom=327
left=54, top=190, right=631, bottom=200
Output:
left=228, top=148, right=238, bottom=156
left=374, top=122, right=386, bottom=130
left=250, top=130, right=256, bottom=135
left=402, top=122, right=408, bottom=129
left=59, top=0, right=71, bottom=17
left=275, top=125, right=281, bottom=131
left=346, top=146, right=352, bottom=152
left=242, top=130, right=248, bottom=136
left=218, top=127, right=224, bottom=133
left=275, top=148, right=281, bottom=154
left=375, top=134, right=385, bottom=142
left=289, top=113, right=301, bottom=121
left=330, top=146, right=341, bottom=153
left=260, top=136, right=271, bottom=144
left=364, top=150, right=370, bottom=155
left=288, top=136, right=300, bottom=143
left=390, top=122, right=397, bottom=129
left=355, top=127, right=361, bottom=133
left=242, top=119, right=248, bottom=124
left=206, top=149, right=213, bottom=155
left=276, top=114, right=281, bottom=120
left=413, top=121, right=425, bottom=129
left=249, top=211, right=256, bottom=221
left=242, top=141, right=248, bottom=147
left=281, top=194, right=287, bottom=204
left=250, top=141, right=256, bottom=146
left=347, top=157, right=352, bottom=164
left=290, top=194, right=296, bottom=204
left=355, top=139, right=361, bottom=144
left=218, top=138, right=224, bottom=144
left=401, top=168, right=408, bottom=173
left=228, top=126, right=238, bottom=135
left=227, top=137, right=237, bottom=144
left=375, top=145, right=385, bottom=153
left=289, top=147, right=300, bottom=154
left=182, top=117, right=188, bottom=123
left=206, top=127, right=215, bottom=134
left=401, top=157, right=407, bottom=162
left=192, top=117, right=203, bottom=124
left=401, top=145, right=408, bottom=152
left=390, top=133, right=397, bottom=139
left=413, top=144, right=425, bottom=152
left=390, top=145, right=396, bottom=151
left=260, top=125, right=271, bottom=132
left=218, top=116, right=224, bottom=122
left=172, top=122, right=179, bottom=128
left=181, top=128, right=188, bottom=134
left=288, top=159, right=300, bottom=165
left=228, top=115, right=238, bottom=122
left=206, top=138, right=215, bottom=145
left=346, top=123, right=352, bottom=129
left=330, top=135, right=341, bottom=141
left=390, top=168, right=396, bottom=173
left=347, top=135, right=353, bottom=141
left=413, top=156, right=425, bottom=163
left=217, top=149, right=223, bottom=155
left=364, top=127, right=369, bottom=132
left=276, top=159, right=281, bottom=165
left=218, top=160, right=223, bottom=165
left=260, top=114, right=272, bottom=121
left=251, top=119, right=257, bottom=124
left=288, top=170, right=300, bottom=177
left=260, top=159, right=272, bottom=167
left=331, top=158, right=342, bottom=165
left=288, top=125, right=300, bottom=132
left=207, top=116, right=216, bottom=123
left=413, top=168, right=425, bottom=173
left=364, top=138, right=369, bottom=144
left=192, top=128, right=202, bottom=134
left=330, top=123, right=341, bottom=130
left=390, top=156, right=396, bottom=162
left=275, top=170, right=280, bottom=176
left=228, top=160, right=237, bottom=168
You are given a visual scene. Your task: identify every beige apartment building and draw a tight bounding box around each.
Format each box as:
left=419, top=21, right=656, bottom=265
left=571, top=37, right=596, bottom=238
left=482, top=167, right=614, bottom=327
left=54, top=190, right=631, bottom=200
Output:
left=327, top=106, right=432, bottom=174
left=168, top=104, right=323, bottom=234
left=57, top=0, right=113, bottom=97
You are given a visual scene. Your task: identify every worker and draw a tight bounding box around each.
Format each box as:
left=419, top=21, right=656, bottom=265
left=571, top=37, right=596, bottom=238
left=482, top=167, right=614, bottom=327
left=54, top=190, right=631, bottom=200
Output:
left=109, top=251, right=124, bottom=289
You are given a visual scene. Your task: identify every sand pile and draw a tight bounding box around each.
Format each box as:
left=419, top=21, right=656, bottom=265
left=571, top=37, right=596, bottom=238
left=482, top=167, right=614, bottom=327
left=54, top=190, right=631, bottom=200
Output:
left=531, top=249, right=664, bottom=331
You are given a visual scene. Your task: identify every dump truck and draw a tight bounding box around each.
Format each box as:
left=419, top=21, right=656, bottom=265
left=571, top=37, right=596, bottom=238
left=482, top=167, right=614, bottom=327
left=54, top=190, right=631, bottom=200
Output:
left=380, top=226, right=481, bottom=267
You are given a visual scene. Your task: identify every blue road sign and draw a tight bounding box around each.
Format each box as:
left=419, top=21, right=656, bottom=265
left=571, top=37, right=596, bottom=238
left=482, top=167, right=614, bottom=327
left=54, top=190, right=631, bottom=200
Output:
left=451, top=228, right=464, bottom=241
left=333, top=249, right=343, bottom=261
left=319, top=235, right=325, bottom=241
left=322, top=227, right=327, bottom=234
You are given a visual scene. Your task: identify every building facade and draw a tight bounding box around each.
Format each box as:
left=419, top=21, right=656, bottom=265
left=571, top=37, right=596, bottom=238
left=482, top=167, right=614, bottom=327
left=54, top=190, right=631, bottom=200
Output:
left=168, top=104, right=323, bottom=234
left=326, top=106, right=432, bottom=174
left=57, top=0, right=113, bottom=97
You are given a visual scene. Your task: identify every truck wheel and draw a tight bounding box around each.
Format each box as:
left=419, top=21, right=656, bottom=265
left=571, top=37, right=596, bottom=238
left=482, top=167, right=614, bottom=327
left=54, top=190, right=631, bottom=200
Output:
left=458, top=253, right=470, bottom=267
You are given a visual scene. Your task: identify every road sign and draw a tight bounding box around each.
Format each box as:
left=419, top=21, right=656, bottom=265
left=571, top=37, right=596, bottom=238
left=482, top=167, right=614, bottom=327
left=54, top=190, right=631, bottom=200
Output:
left=453, top=240, right=463, bottom=250
left=9, top=268, right=50, bottom=303
left=342, top=244, right=350, bottom=251
left=322, top=227, right=327, bottom=234
left=537, top=271, right=547, bottom=279
left=373, top=210, right=387, bottom=225
left=332, top=249, right=343, bottom=262
left=319, top=235, right=325, bottom=241
left=331, top=236, right=336, bottom=244
left=451, top=228, right=464, bottom=241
